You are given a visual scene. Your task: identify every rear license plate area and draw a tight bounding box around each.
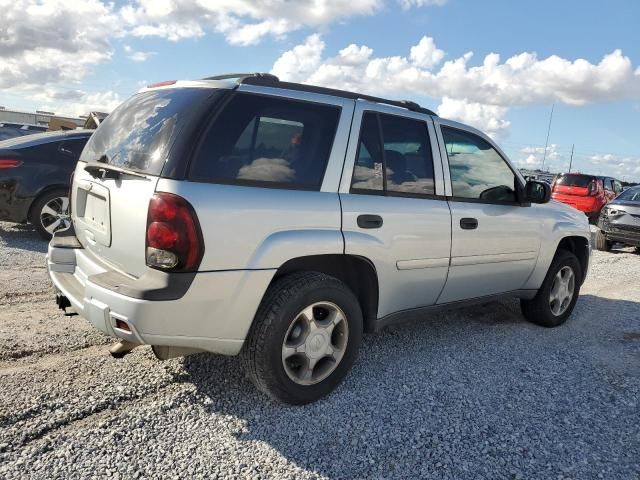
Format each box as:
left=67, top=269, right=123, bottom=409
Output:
left=74, top=181, right=111, bottom=246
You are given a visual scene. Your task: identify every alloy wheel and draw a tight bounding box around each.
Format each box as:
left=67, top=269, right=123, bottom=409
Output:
left=40, top=196, right=70, bottom=235
left=281, top=301, right=349, bottom=386
left=549, top=266, right=575, bottom=316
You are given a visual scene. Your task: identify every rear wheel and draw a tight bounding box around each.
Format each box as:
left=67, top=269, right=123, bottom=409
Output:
left=29, top=189, right=70, bottom=240
left=242, top=271, right=362, bottom=405
left=594, top=228, right=612, bottom=252
left=521, top=250, right=582, bottom=328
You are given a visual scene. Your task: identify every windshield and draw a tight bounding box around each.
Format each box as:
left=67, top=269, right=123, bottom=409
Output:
left=80, top=88, right=220, bottom=175
left=616, top=188, right=640, bottom=202
left=555, top=174, right=594, bottom=188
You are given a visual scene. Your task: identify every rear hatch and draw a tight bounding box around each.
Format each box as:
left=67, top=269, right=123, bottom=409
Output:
left=552, top=174, right=594, bottom=197
left=72, top=86, right=225, bottom=278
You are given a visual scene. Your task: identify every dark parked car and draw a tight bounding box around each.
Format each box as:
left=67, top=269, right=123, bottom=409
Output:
left=0, top=129, right=92, bottom=239
left=596, top=186, right=640, bottom=251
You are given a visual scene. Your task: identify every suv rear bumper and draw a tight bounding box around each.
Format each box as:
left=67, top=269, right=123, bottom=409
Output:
left=47, top=233, right=275, bottom=355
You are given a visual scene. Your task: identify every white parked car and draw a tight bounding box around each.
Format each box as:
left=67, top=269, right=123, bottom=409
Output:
left=48, top=73, right=591, bottom=404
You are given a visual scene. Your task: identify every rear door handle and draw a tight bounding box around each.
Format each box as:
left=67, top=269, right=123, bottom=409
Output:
left=460, top=217, right=478, bottom=230
left=357, top=214, right=383, bottom=229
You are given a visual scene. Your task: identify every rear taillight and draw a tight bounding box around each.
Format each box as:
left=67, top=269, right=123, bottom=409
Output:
left=145, top=193, right=204, bottom=272
left=0, top=159, right=23, bottom=168
left=587, top=180, right=600, bottom=196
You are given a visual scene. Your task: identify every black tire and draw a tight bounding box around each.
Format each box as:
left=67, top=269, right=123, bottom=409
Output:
left=594, top=228, right=612, bottom=252
left=520, top=250, right=582, bottom=328
left=29, top=188, right=69, bottom=240
left=242, top=271, right=363, bottom=405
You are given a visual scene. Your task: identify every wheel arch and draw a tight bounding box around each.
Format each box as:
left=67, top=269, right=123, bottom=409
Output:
left=272, top=254, right=379, bottom=332
left=555, top=235, right=590, bottom=285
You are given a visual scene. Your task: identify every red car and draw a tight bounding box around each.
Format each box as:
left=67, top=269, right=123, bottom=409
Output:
left=551, top=173, right=622, bottom=222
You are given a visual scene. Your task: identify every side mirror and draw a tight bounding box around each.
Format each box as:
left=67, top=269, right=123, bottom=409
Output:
left=524, top=180, right=551, bottom=204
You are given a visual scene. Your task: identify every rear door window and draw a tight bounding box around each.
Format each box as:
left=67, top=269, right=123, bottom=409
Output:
left=189, top=93, right=340, bottom=190
left=350, top=112, right=435, bottom=196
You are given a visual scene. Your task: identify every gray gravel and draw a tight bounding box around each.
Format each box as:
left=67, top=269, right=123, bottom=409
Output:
left=0, top=221, right=638, bottom=479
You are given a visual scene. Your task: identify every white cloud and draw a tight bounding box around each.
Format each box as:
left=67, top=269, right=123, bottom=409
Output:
left=271, top=34, right=325, bottom=82
left=26, top=88, right=122, bottom=117
left=514, top=144, right=563, bottom=170
left=399, top=0, right=448, bottom=8
left=587, top=154, right=640, bottom=179
left=124, top=45, right=156, bottom=62
left=437, top=97, right=510, bottom=138
left=272, top=35, right=640, bottom=137
left=409, top=36, right=445, bottom=69
left=120, top=0, right=382, bottom=46
left=0, top=0, right=448, bottom=116
left=0, top=0, right=119, bottom=89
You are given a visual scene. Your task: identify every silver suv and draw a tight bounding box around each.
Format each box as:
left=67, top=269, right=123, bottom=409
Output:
left=48, top=73, right=591, bottom=404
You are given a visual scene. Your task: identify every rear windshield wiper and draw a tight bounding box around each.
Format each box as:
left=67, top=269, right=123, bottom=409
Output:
left=84, top=163, right=149, bottom=180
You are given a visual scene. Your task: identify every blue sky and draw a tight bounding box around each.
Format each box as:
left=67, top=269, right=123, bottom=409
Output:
left=2, top=0, right=639, bottom=180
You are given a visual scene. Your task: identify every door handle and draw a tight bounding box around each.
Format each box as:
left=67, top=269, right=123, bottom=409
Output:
left=460, top=217, right=478, bottom=230
left=357, top=214, right=383, bottom=229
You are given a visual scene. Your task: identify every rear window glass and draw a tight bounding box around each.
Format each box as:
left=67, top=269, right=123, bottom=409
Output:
left=80, top=88, right=218, bottom=175
left=555, top=174, right=594, bottom=188
left=189, top=93, right=340, bottom=190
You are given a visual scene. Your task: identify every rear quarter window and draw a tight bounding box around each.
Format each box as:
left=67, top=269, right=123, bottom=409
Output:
left=188, top=93, right=341, bottom=190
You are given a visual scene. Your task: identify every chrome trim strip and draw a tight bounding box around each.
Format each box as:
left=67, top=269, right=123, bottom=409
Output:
left=450, top=251, right=538, bottom=267
left=396, top=257, right=450, bottom=270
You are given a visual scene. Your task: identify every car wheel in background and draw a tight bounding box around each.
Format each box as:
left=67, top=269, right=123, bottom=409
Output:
left=520, top=250, right=582, bottom=328
left=242, top=271, right=363, bottom=405
left=29, top=188, right=71, bottom=240
left=595, top=228, right=612, bottom=252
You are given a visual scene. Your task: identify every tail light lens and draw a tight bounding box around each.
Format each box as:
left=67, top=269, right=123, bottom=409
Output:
left=146, top=192, right=204, bottom=272
left=587, top=180, right=600, bottom=196
left=0, top=159, right=23, bottom=168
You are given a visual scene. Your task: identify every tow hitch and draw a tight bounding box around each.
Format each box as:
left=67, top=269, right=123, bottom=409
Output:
left=56, top=294, right=77, bottom=317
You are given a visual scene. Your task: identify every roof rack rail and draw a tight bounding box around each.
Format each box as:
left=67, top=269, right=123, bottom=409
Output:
left=201, top=73, right=437, bottom=116
left=203, top=72, right=438, bottom=117
left=202, top=72, right=278, bottom=82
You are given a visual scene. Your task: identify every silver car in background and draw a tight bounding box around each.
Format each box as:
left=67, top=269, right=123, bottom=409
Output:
left=47, top=73, right=591, bottom=404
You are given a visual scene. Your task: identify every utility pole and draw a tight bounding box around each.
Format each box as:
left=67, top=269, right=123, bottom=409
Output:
left=568, top=144, right=574, bottom=173
left=541, top=103, right=554, bottom=172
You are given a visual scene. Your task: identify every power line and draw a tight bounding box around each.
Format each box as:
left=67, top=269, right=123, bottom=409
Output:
left=568, top=144, right=574, bottom=173
left=541, top=104, right=554, bottom=171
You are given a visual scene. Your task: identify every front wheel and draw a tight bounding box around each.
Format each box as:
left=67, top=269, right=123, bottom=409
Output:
left=242, top=272, right=362, bottom=405
left=594, top=228, right=612, bottom=252
left=521, top=250, right=582, bottom=328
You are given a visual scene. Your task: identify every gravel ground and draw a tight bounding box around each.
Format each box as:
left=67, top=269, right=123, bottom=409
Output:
left=0, top=221, right=638, bottom=479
